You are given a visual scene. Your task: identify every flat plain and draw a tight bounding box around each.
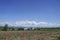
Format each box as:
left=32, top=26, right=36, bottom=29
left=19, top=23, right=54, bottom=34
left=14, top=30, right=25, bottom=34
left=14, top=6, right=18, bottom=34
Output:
left=0, top=30, right=60, bottom=40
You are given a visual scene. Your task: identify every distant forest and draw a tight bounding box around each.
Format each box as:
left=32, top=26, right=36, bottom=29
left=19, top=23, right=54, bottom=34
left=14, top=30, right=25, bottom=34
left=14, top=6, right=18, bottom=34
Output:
left=0, top=24, right=60, bottom=31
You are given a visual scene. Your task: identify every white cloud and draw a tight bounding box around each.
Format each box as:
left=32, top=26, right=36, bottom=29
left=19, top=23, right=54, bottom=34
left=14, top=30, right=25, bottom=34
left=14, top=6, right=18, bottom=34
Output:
left=15, top=21, right=60, bottom=27
left=0, top=22, right=10, bottom=26
left=0, top=20, right=60, bottom=28
left=15, top=21, right=48, bottom=27
left=0, top=22, right=15, bottom=26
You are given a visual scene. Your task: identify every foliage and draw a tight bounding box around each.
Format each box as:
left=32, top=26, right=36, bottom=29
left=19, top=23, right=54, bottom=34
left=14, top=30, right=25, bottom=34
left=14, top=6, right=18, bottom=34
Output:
left=2, top=24, right=9, bottom=31
left=27, top=28, right=32, bottom=30
left=0, top=24, right=60, bottom=31
left=17, top=28, right=24, bottom=31
left=34, top=28, right=40, bottom=30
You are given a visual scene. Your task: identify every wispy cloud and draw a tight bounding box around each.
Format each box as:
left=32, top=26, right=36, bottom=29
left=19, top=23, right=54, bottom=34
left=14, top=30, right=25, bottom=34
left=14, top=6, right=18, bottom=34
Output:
left=0, top=20, right=60, bottom=28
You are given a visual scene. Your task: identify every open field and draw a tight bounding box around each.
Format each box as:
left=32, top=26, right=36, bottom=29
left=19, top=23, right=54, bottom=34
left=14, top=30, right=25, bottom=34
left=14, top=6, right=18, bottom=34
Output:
left=0, top=30, right=60, bottom=40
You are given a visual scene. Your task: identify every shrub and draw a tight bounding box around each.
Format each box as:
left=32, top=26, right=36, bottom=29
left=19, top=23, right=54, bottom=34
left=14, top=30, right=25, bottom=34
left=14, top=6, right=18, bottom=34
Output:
left=57, top=36, right=60, bottom=40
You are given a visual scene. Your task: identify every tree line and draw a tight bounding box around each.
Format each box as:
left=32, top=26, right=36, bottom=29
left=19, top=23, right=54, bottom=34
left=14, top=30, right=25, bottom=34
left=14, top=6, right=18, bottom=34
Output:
left=0, top=24, right=60, bottom=31
left=0, top=24, right=25, bottom=31
left=0, top=24, right=41, bottom=31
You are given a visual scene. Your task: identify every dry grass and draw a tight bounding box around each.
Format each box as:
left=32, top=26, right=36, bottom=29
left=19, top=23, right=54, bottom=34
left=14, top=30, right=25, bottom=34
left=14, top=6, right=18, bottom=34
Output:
left=0, top=30, right=60, bottom=40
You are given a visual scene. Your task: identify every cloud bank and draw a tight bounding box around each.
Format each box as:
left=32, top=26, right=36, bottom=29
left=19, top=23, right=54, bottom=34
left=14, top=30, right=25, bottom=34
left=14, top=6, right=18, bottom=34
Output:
left=0, top=20, right=60, bottom=28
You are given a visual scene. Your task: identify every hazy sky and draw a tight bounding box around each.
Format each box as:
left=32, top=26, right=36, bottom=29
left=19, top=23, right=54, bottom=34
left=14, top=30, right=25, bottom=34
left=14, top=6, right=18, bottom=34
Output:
left=0, top=0, right=60, bottom=27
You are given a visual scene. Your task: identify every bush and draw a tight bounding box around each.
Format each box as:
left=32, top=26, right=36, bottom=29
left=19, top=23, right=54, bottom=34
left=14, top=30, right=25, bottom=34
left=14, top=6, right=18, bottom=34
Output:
left=57, top=36, right=60, bottom=40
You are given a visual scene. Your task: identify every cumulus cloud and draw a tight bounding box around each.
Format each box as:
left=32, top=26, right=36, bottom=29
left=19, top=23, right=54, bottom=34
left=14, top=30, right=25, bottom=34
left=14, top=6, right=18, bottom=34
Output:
left=0, top=22, right=12, bottom=26
left=15, top=21, right=60, bottom=27
left=0, top=21, right=60, bottom=28
left=0, top=22, right=14, bottom=26
left=15, top=21, right=48, bottom=27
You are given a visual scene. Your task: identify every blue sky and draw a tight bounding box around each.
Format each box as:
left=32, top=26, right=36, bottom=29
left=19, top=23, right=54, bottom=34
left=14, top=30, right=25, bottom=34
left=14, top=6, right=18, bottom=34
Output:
left=0, top=0, right=60, bottom=27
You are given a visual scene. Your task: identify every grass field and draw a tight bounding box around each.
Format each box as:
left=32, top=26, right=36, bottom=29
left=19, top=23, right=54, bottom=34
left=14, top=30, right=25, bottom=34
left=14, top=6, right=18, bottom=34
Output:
left=0, top=30, right=60, bottom=40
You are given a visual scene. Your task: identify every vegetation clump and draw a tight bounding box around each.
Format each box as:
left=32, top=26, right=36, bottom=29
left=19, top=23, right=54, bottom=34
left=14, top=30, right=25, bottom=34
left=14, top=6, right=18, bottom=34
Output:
left=57, top=36, right=60, bottom=40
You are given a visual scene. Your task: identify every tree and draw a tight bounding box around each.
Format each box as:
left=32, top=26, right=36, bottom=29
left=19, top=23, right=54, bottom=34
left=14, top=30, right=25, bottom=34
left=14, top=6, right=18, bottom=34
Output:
left=17, top=28, right=24, bottom=31
left=2, top=24, right=9, bottom=31
left=11, top=28, right=15, bottom=31
left=27, top=28, right=33, bottom=30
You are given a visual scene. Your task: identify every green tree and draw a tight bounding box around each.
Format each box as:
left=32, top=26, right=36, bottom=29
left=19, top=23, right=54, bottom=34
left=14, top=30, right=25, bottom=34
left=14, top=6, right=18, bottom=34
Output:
left=34, top=28, right=40, bottom=30
left=27, top=28, right=32, bottom=30
left=17, top=28, right=24, bottom=31
left=12, top=28, right=15, bottom=31
left=2, top=24, right=9, bottom=31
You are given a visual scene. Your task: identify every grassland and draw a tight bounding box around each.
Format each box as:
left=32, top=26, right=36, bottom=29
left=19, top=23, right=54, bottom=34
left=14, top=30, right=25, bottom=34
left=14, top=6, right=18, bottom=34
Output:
left=0, top=30, right=60, bottom=40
